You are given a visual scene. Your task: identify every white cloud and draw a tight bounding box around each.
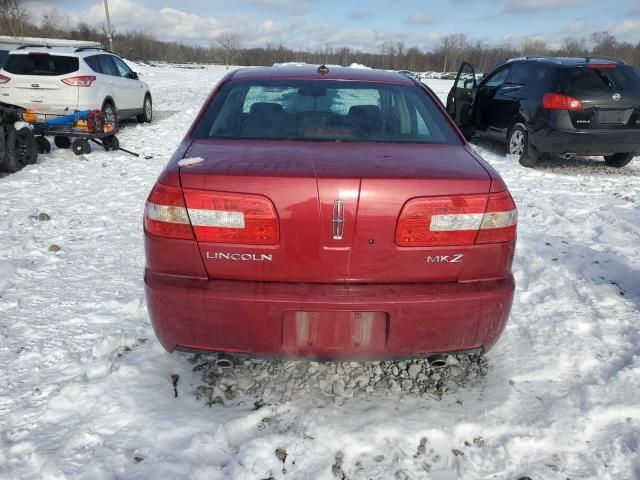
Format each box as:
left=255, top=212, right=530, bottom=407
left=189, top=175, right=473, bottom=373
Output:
left=560, top=19, right=596, bottom=35
left=239, top=0, right=312, bottom=16
left=610, top=19, right=640, bottom=38
left=405, top=14, right=435, bottom=25
left=504, top=0, right=587, bottom=14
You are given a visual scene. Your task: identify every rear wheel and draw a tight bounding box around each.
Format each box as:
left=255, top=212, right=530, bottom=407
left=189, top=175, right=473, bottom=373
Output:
left=508, top=123, right=538, bottom=168
left=603, top=153, right=633, bottom=168
left=3, top=126, right=38, bottom=172
left=137, top=95, right=152, bottom=123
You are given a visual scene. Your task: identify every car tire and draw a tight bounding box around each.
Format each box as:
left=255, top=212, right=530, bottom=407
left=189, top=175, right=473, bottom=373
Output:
left=72, top=138, right=91, bottom=156
left=54, top=136, right=71, bottom=149
left=136, top=95, right=152, bottom=123
left=603, top=153, right=633, bottom=168
left=508, top=123, right=538, bottom=168
left=102, top=135, right=119, bottom=152
left=36, top=136, right=51, bottom=154
left=102, top=101, right=118, bottom=133
left=3, top=125, right=38, bottom=173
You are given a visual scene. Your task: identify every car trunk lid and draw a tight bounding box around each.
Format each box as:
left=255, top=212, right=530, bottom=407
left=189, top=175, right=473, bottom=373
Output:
left=179, top=141, right=492, bottom=283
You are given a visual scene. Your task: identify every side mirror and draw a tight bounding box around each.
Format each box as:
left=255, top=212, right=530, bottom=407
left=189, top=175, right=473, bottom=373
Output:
left=129, top=72, right=139, bottom=80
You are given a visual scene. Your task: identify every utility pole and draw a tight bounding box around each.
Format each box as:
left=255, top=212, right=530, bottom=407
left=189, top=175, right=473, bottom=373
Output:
left=103, top=0, right=114, bottom=52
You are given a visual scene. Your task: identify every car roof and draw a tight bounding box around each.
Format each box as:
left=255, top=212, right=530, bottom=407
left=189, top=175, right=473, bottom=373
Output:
left=7, top=46, right=111, bottom=57
left=505, top=56, right=627, bottom=67
left=230, top=65, right=416, bottom=85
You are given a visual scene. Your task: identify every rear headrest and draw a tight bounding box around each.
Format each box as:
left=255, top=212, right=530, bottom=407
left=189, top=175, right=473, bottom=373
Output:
left=249, top=102, right=284, bottom=117
left=348, top=105, right=383, bottom=132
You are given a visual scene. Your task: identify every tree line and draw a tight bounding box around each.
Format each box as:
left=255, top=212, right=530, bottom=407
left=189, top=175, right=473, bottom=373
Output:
left=1, top=1, right=639, bottom=71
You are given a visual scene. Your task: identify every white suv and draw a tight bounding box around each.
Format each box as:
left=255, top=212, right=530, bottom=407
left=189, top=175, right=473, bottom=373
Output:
left=0, top=46, right=152, bottom=126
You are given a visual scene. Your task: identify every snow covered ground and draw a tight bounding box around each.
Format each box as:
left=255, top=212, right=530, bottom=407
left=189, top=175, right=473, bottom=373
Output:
left=1, top=65, right=639, bottom=480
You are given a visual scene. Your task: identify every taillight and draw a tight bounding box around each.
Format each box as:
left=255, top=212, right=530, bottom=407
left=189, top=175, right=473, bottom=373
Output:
left=144, top=183, right=194, bottom=240
left=542, top=93, right=583, bottom=111
left=588, top=64, right=615, bottom=69
left=396, top=191, right=517, bottom=247
left=183, top=190, right=279, bottom=245
left=62, top=76, right=96, bottom=87
left=0, top=73, right=10, bottom=84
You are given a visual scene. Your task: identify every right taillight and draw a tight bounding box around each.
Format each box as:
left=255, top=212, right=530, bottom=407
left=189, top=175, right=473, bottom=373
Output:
left=62, top=75, right=96, bottom=87
left=396, top=191, right=517, bottom=247
left=542, top=93, right=583, bottom=111
left=0, top=73, right=10, bottom=84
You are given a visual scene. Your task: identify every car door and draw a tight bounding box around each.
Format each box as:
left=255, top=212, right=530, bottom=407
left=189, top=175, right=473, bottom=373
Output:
left=110, top=55, right=144, bottom=114
left=474, top=66, right=511, bottom=135
left=446, top=62, right=477, bottom=133
left=484, top=63, right=533, bottom=136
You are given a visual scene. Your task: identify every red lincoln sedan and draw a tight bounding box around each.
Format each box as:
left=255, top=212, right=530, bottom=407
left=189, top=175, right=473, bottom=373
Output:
left=144, top=65, right=516, bottom=360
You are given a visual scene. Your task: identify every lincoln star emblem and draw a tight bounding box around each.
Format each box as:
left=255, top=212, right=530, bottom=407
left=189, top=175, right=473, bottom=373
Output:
left=612, top=93, right=621, bottom=101
left=332, top=200, right=345, bottom=240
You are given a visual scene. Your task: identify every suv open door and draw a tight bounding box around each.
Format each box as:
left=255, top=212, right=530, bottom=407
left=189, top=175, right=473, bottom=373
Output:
left=446, top=62, right=477, bottom=135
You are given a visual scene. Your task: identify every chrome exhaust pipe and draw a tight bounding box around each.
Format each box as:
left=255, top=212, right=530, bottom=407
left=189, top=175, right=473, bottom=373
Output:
left=214, top=355, right=234, bottom=369
left=428, top=354, right=447, bottom=368
left=563, top=152, right=575, bottom=160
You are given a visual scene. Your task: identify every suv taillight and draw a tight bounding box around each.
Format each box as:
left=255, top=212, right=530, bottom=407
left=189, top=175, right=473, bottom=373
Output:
left=395, top=191, right=517, bottom=247
left=144, top=183, right=194, bottom=240
left=144, top=183, right=279, bottom=245
left=62, top=76, right=96, bottom=87
left=0, top=73, right=10, bottom=84
left=183, top=190, right=279, bottom=245
left=542, top=93, right=583, bottom=111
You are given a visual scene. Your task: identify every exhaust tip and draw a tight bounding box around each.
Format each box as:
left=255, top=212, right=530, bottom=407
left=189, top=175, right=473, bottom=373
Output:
left=563, top=152, right=575, bottom=160
left=215, top=357, right=234, bottom=369
left=428, top=354, right=448, bottom=368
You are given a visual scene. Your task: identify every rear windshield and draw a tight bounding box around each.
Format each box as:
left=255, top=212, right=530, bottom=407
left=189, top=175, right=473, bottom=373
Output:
left=0, top=50, right=8, bottom=69
left=559, top=65, right=640, bottom=95
left=4, top=54, right=79, bottom=76
left=193, top=79, right=461, bottom=144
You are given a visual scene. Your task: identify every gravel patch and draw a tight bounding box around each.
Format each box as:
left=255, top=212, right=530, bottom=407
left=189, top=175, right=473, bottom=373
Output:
left=192, top=353, right=488, bottom=406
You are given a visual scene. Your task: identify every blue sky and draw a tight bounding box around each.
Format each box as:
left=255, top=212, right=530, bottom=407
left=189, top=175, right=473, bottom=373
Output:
left=25, top=0, right=640, bottom=51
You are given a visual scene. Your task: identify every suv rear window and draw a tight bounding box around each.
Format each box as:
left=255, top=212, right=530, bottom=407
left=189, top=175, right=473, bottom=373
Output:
left=559, top=65, right=640, bottom=95
left=0, top=50, right=8, bottom=69
left=3, top=54, right=79, bottom=76
left=193, top=79, right=461, bottom=144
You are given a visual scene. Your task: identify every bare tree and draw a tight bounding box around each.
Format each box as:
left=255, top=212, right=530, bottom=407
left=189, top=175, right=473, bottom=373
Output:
left=0, top=0, right=28, bottom=37
left=217, top=32, right=239, bottom=69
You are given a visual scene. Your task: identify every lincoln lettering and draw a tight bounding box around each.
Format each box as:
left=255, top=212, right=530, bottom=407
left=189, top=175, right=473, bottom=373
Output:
left=207, top=252, right=273, bottom=262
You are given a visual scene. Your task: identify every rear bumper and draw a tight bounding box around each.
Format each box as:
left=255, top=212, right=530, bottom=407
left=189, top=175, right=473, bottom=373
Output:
left=529, top=128, right=640, bottom=155
left=144, top=270, right=514, bottom=359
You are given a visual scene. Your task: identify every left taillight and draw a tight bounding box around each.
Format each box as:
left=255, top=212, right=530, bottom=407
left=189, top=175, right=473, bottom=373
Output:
left=395, top=191, right=517, bottom=247
left=62, top=75, right=96, bottom=87
left=144, top=183, right=194, bottom=240
left=0, top=73, right=10, bottom=84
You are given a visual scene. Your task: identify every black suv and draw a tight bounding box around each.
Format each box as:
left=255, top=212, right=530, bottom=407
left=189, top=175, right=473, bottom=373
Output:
left=446, top=56, right=640, bottom=168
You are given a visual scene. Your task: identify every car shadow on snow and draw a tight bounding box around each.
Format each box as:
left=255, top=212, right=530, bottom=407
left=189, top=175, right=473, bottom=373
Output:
left=470, top=137, right=640, bottom=177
